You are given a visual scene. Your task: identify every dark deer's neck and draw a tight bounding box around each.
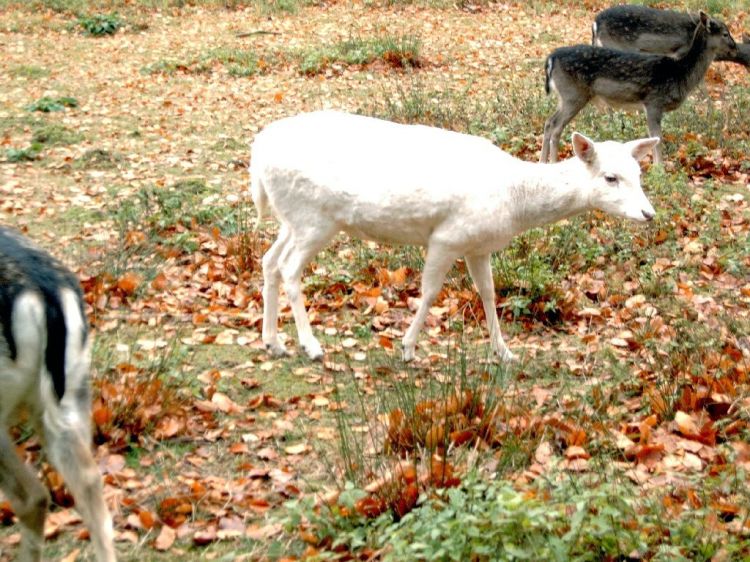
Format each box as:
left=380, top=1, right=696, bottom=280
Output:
left=678, top=25, right=712, bottom=88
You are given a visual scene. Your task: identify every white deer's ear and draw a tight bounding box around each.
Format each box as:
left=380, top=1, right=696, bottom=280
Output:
left=627, top=137, right=660, bottom=161
left=571, top=132, right=596, bottom=164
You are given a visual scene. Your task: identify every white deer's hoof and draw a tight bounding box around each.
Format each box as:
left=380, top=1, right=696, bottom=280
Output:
left=499, top=349, right=518, bottom=364
left=265, top=341, right=290, bottom=358
left=302, top=339, right=324, bottom=361
left=402, top=346, right=416, bottom=362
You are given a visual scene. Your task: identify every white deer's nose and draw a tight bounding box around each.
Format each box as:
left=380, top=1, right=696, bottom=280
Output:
left=642, top=209, right=655, bottom=221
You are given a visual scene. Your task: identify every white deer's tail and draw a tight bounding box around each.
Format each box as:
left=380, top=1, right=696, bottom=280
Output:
left=249, top=165, right=268, bottom=230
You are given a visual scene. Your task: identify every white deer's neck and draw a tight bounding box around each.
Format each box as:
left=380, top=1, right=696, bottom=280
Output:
left=510, top=159, right=591, bottom=232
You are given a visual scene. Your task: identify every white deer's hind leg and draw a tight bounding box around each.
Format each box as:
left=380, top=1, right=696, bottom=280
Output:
left=465, top=254, right=516, bottom=363
left=261, top=225, right=291, bottom=356
left=278, top=226, right=336, bottom=360
left=402, top=245, right=455, bottom=361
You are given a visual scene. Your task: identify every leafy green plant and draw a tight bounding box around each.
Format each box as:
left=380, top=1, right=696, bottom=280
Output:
left=5, top=143, right=43, bottom=162
left=77, top=12, right=123, bottom=36
left=25, top=96, right=78, bottom=112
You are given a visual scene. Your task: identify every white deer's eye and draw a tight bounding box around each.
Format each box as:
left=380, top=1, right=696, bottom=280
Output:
left=604, top=173, right=618, bottom=185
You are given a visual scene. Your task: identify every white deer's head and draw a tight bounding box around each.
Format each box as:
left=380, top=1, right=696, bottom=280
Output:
left=572, top=132, right=659, bottom=222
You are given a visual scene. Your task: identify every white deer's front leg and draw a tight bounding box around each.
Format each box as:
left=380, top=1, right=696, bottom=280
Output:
left=402, top=246, right=455, bottom=361
left=465, top=254, right=516, bottom=363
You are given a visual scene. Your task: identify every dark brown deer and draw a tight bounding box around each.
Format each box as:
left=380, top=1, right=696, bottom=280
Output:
left=592, top=5, right=750, bottom=68
left=541, top=12, right=738, bottom=165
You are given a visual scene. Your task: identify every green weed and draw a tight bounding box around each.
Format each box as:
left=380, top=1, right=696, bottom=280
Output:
left=77, top=12, right=123, bottom=35
left=25, top=96, right=78, bottom=112
left=4, top=143, right=43, bottom=162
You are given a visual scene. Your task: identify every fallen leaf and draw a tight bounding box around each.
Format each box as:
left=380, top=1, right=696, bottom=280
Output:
left=284, top=442, right=310, bottom=455
left=154, top=525, right=176, bottom=551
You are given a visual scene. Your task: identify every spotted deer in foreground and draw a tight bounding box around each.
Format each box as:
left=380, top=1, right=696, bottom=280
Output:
left=0, top=226, right=116, bottom=562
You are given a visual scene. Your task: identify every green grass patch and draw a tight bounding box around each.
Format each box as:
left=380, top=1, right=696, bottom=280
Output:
left=254, top=0, right=315, bottom=15
left=74, top=148, right=121, bottom=169
left=297, top=34, right=422, bottom=75
left=142, top=47, right=266, bottom=77
left=8, top=64, right=50, bottom=79
left=32, top=122, right=84, bottom=145
left=0, top=0, right=247, bottom=12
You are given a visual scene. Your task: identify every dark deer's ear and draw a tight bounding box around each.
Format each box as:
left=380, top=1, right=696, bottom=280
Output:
left=571, top=132, right=596, bottom=165
left=698, top=11, right=709, bottom=27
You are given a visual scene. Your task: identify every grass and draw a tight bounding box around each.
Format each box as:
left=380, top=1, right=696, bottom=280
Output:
left=0, top=0, right=245, bottom=11
left=8, top=64, right=50, bottom=78
left=31, top=122, right=84, bottom=145
left=1, top=0, right=750, bottom=559
left=142, top=47, right=265, bottom=77
left=296, top=34, right=422, bottom=75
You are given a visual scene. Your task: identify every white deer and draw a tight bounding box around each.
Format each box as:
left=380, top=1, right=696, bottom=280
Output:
left=251, top=111, right=658, bottom=362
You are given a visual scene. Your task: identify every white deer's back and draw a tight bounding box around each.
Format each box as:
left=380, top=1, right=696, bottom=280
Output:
left=253, top=111, right=515, bottom=245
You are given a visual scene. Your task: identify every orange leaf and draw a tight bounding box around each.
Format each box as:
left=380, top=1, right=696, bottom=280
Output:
left=116, top=272, right=141, bottom=295
left=397, top=464, right=417, bottom=485
left=392, top=484, right=419, bottom=518
left=354, top=496, right=386, bottom=518
left=151, top=272, right=169, bottom=291
left=92, top=405, right=111, bottom=426
left=229, top=442, right=249, bottom=454
left=450, top=428, right=475, bottom=447
left=424, top=424, right=445, bottom=450
left=138, top=510, right=156, bottom=530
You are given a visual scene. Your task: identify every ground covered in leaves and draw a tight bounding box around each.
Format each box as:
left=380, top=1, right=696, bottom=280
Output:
left=1, top=0, right=750, bottom=560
